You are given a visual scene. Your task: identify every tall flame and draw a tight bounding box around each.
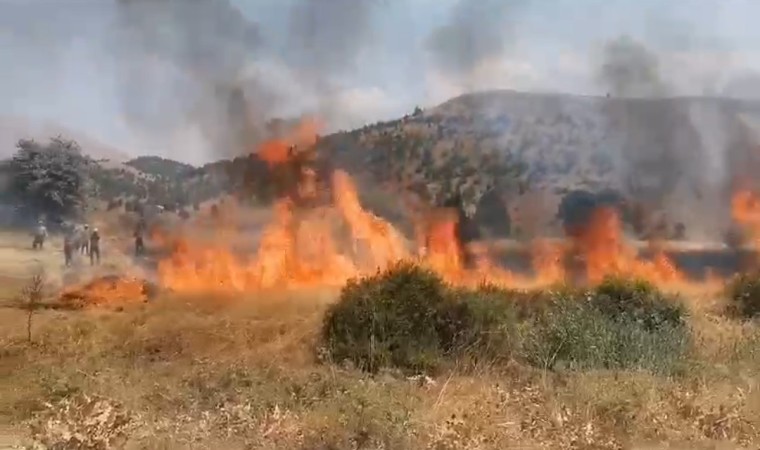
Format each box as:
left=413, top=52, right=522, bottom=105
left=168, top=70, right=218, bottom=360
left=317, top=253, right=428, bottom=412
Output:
left=732, top=189, right=760, bottom=246
left=149, top=116, right=716, bottom=295
left=573, top=207, right=681, bottom=285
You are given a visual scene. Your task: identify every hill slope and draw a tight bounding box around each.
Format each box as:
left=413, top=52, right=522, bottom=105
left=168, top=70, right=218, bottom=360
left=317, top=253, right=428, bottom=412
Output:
left=6, top=91, right=760, bottom=242
left=314, top=91, right=760, bottom=241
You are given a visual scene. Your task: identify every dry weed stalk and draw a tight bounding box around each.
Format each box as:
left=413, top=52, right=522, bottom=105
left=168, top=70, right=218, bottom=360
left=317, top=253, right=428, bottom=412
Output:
left=19, top=268, right=45, bottom=344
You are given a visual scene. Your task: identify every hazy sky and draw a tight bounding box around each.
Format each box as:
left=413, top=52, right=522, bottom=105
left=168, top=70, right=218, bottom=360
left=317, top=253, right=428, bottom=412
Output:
left=1, top=0, right=760, bottom=164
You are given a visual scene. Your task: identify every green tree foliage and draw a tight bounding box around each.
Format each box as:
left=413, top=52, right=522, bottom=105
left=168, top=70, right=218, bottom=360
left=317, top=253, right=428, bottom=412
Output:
left=7, top=137, right=95, bottom=225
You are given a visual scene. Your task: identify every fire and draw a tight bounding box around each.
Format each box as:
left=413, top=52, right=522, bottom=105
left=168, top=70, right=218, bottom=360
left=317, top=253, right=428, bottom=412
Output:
left=417, top=207, right=463, bottom=277
left=732, top=189, right=760, bottom=246
left=416, top=206, right=518, bottom=287
left=572, top=207, right=682, bottom=285
left=257, top=117, right=321, bottom=166
left=60, top=275, right=150, bottom=308
left=150, top=115, right=714, bottom=295
left=332, top=170, right=409, bottom=270
left=155, top=179, right=697, bottom=294
left=156, top=199, right=358, bottom=294
left=530, top=239, right=565, bottom=285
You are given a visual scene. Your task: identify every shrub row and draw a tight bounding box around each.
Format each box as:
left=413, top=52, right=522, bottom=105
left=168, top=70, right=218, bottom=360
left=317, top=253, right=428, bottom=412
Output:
left=321, top=263, right=690, bottom=375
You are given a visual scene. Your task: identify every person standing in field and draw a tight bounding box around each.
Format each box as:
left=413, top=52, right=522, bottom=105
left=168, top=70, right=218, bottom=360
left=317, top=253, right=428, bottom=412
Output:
left=32, top=220, right=47, bottom=250
left=89, top=227, right=101, bottom=266
left=134, top=226, right=144, bottom=257
left=63, top=233, right=73, bottom=267
left=79, top=224, right=90, bottom=255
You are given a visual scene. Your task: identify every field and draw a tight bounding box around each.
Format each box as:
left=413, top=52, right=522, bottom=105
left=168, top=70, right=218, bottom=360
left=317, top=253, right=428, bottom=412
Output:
left=1, top=231, right=760, bottom=449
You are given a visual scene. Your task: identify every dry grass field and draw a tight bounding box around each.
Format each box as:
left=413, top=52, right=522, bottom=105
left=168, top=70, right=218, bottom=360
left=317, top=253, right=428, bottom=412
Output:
left=1, top=231, right=760, bottom=449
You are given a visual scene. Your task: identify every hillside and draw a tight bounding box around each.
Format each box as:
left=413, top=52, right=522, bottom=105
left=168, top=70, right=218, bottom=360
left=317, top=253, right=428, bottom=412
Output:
left=314, top=91, right=760, bottom=241
left=5, top=91, right=760, bottom=243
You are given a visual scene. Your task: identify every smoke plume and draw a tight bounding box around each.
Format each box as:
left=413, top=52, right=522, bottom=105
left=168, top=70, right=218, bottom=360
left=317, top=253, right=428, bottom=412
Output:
left=426, top=0, right=524, bottom=80
left=597, top=35, right=668, bottom=98
left=287, top=0, right=378, bottom=78
left=111, top=0, right=265, bottom=158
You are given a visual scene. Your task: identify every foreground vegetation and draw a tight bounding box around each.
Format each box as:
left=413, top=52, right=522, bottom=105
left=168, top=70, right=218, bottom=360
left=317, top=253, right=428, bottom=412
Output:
left=323, top=264, right=690, bottom=376
left=2, top=267, right=760, bottom=448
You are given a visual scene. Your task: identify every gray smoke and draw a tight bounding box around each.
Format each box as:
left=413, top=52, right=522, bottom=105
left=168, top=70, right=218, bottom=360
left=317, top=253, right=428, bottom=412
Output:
left=722, top=72, right=760, bottom=100
left=426, top=0, right=525, bottom=79
left=594, top=35, right=755, bottom=239
left=597, top=35, right=668, bottom=98
left=112, top=0, right=390, bottom=158
left=111, top=0, right=266, bottom=157
left=286, top=0, right=378, bottom=78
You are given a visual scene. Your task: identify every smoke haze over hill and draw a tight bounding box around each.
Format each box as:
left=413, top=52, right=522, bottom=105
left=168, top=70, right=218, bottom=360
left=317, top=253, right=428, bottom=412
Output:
left=2, top=0, right=760, bottom=164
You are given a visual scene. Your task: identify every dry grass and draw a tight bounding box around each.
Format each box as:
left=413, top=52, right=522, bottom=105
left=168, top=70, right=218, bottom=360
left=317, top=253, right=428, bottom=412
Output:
left=0, top=283, right=759, bottom=449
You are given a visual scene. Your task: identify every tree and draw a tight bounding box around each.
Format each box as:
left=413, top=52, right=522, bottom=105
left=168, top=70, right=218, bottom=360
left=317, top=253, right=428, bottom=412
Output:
left=7, top=137, right=95, bottom=226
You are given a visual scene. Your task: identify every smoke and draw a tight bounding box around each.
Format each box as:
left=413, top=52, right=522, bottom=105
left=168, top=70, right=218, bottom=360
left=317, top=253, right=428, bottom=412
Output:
left=426, top=0, right=525, bottom=82
left=597, top=35, right=668, bottom=98
left=3, top=0, right=760, bottom=170
left=112, top=0, right=398, bottom=159
left=722, top=72, right=760, bottom=100
left=111, top=0, right=265, bottom=158
left=286, top=0, right=378, bottom=78
left=594, top=34, right=758, bottom=239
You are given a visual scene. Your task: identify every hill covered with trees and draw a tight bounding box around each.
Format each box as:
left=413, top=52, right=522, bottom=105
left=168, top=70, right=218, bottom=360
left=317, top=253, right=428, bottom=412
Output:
left=3, top=90, right=760, bottom=242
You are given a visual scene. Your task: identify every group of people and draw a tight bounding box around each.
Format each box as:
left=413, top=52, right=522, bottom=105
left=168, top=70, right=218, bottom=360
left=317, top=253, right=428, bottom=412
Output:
left=62, top=224, right=101, bottom=267
left=31, top=218, right=146, bottom=268
left=30, top=220, right=99, bottom=266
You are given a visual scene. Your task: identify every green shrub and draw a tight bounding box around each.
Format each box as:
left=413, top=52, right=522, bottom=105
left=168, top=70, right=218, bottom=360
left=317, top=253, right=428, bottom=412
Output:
left=440, top=285, right=523, bottom=363
left=323, top=267, right=691, bottom=375
left=591, top=277, right=686, bottom=330
left=522, top=279, right=690, bottom=374
left=322, top=267, right=526, bottom=373
left=322, top=262, right=450, bottom=373
left=726, top=272, right=760, bottom=319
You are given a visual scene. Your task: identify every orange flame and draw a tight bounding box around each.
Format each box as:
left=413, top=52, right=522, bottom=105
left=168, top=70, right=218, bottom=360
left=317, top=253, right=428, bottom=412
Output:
left=531, top=239, right=566, bottom=285
left=60, top=276, right=148, bottom=308
left=418, top=207, right=463, bottom=278
left=152, top=112, right=714, bottom=296
left=573, top=207, right=681, bottom=285
left=732, top=189, right=760, bottom=246
left=257, top=117, right=321, bottom=166
left=332, top=170, right=409, bottom=270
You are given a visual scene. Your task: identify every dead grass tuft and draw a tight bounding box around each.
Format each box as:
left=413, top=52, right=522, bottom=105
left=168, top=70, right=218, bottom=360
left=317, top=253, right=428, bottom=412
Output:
left=28, top=393, right=138, bottom=449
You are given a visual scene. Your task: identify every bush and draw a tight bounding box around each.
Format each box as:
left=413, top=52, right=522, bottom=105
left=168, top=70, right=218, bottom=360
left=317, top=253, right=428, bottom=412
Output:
left=440, top=285, right=523, bottom=364
left=522, top=278, right=690, bottom=374
left=322, top=265, right=525, bottom=373
left=591, top=277, right=686, bottom=331
left=323, top=267, right=690, bottom=375
left=322, top=262, right=450, bottom=373
left=726, top=272, right=760, bottom=318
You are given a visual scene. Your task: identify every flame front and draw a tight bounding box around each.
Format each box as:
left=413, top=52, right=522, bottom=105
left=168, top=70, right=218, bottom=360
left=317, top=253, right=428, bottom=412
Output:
left=573, top=207, right=681, bottom=285
left=732, top=189, right=760, bottom=247
left=332, top=170, right=409, bottom=271
left=60, top=276, right=148, bottom=307
left=149, top=118, right=727, bottom=295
